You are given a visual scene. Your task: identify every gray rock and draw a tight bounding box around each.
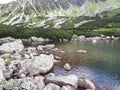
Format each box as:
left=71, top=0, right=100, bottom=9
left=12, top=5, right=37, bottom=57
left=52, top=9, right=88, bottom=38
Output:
left=45, top=74, right=78, bottom=89
left=0, top=58, right=6, bottom=82
left=64, top=63, right=71, bottom=71
left=32, top=76, right=45, bottom=90
left=0, top=70, right=5, bottom=83
left=3, top=68, right=13, bottom=79
left=0, top=39, right=24, bottom=53
left=2, top=79, right=15, bottom=90
left=78, top=78, right=96, bottom=90
left=44, top=83, right=60, bottom=90
left=23, top=54, right=54, bottom=76
left=0, top=37, right=15, bottom=44
left=78, top=35, right=86, bottom=41
left=0, top=85, right=3, bottom=90
left=0, top=58, right=6, bottom=71
left=19, top=78, right=36, bottom=90
left=61, top=85, right=74, bottom=90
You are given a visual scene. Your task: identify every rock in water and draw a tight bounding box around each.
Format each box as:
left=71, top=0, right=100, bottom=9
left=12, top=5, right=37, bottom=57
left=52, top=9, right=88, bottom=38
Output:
left=44, top=83, right=60, bottom=90
left=23, top=54, right=54, bottom=76
left=78, top=78, right=96, bottom=90
left=0, top=39, right=24, bottom=52
left=64, top=63, right=71, bottom=71
left=45, top=74, right=78, bottom=89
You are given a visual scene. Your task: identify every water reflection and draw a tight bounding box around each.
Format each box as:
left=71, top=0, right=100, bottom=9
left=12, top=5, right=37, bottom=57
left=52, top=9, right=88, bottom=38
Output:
left=53, top=41, right=120, bottom=90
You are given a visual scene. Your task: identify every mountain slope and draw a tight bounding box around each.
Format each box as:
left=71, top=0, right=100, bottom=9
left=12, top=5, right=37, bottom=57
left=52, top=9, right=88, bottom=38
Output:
left=0, top=0, right=120, bottom=27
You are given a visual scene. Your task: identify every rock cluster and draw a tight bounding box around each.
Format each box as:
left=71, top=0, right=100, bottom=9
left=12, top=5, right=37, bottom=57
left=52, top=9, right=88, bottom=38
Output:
left=0, top=38, right=96, bottom=90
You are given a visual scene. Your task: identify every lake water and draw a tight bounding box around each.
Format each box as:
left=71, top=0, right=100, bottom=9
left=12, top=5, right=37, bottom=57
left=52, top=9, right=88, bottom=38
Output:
left=52, top=41, right=120, bottom=90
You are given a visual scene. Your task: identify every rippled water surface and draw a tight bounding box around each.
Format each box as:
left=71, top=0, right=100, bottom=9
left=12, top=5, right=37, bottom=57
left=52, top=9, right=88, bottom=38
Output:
left=52, top=41, right=120, bottom=90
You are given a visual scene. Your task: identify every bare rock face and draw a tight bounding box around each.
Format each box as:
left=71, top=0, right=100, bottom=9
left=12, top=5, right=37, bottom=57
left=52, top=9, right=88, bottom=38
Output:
left=78, top=78, right=96, bottom=90
left=45, top=73, right=78, bottom=89
left=64, top=63, right=71, bottom=71
left=0, top=39, right=24, bottom=53
left=44, top=83, right=61, bottom=90
left=23, top=54, right=54, bottom=76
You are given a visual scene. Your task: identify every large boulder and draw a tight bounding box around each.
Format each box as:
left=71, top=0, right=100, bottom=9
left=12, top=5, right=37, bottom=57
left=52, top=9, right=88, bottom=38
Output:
left=44, top=83, right=60, bottom=90
left=45, top=73, right=78, bottom=89
left=78, top=78, right=96, bottom=90
left=0, top=39, right=24, bottom=52
left=22, top=54, right=54, bottom=76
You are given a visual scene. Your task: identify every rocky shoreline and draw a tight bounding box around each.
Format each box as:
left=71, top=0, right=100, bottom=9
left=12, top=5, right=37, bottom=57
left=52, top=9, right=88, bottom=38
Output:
left=0, top=38, right=97, bottom=90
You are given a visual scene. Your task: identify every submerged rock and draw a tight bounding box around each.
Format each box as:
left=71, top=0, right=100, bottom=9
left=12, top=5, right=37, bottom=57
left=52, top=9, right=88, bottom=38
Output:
left=45, top=74, right=78, bottom=89
left=78, top=78, right=96, bottom=90
left=0, top=39, right=24, bottom=53
left=44, top=83, right=60, bottom=90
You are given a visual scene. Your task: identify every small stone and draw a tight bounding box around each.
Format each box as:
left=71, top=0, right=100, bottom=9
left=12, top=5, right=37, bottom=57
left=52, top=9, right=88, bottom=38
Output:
left=64, top=63, right=71, bottom=71
left=78, top=78, right=96, bottom=90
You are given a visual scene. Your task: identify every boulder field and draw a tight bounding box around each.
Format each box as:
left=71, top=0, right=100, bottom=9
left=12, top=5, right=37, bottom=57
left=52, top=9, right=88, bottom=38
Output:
left=0, top=38, right=96, bottom=90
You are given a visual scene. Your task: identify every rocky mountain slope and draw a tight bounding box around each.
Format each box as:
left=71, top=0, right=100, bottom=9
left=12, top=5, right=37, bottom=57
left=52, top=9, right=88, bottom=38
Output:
left=0, top=0, right=119, bottom=28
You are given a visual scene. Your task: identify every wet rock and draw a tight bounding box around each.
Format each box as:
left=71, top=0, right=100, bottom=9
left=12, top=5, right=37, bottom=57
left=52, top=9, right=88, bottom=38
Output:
left=64, top=63, right=71, bottom=71
left=45, top=74, right=78, bottom=89
left=32, top=76, right=45, bottom=90
left=44, top=83, right=60, bottom=90
left=61, top=85, right=74, bottom=90
left=78, top=78, right=96, bottom=90
left=0, top=39, right=24, bottom=53
left=23, top=54, right=54, bottom=76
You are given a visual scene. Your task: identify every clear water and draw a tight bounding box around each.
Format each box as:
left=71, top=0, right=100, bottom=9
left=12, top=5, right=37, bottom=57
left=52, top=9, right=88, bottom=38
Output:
left=52, top=41, right=120, bottom=90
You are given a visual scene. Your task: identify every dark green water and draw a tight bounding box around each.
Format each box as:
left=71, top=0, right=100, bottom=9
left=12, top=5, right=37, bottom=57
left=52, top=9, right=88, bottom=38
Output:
left=53, top=41, right=120, bottom=90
